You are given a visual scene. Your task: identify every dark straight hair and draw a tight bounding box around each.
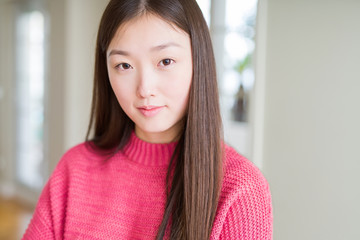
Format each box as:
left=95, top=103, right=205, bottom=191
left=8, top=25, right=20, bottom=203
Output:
left=86, top=0, right=223, bottom=239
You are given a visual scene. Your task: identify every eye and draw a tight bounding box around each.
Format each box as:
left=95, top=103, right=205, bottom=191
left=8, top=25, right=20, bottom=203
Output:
left=116, top=63, right=133, bottom=70
left=158, top=58, right=174, bottom=67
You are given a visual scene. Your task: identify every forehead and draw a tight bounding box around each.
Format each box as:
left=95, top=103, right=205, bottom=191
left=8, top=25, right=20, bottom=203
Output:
left=107, top=13, right=190, bottom=52
left=120, top=13, right=184, bottom=34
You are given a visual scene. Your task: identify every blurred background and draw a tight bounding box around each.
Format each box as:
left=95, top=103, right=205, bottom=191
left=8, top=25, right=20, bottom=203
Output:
left=0, top=0, right=359, bottom=239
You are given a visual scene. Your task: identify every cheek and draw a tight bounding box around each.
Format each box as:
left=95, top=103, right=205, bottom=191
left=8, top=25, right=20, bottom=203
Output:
left=109, top=78, right=134, bottom=107
left=166, top=64, right=192, bottom=99
left=163, top=72, right=192, bottom=112
left=163, top=80, right=191, bottom=103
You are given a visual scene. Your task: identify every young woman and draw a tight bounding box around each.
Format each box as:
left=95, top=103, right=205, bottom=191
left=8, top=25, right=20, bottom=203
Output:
left=23, top=0, right=272, bottom=239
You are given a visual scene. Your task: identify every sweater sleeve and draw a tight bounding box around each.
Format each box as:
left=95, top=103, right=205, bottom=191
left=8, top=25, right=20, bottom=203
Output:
left=22, top=148, right=71, bottom=240
left=218, top=177, right=273, bottom=240
left=22, top=182, right=55, bottom=239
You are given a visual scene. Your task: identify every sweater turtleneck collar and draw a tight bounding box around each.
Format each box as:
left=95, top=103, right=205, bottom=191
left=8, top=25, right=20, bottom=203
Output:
left=122, top=131, right=178, bottom=167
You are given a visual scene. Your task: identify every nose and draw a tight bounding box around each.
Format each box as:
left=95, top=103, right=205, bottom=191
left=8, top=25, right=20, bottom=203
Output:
left=137, top=86, right=153, bottom=98
left=136, top=68, right=156, bottom=98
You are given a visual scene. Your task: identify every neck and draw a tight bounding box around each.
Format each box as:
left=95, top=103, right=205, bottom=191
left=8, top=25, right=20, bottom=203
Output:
left=134, top=122, right=184, bottom=144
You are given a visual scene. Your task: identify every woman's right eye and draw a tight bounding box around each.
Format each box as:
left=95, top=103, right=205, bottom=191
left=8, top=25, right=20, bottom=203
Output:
left=116, top=63, right=133, bottom=70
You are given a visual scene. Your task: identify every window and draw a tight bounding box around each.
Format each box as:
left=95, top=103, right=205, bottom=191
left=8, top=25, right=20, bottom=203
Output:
left=196, top=0, right=211, bottom=25
left=199, top=0, right=258, bottom=157
left=223, top=0, right=257, bottom=122
left=15, top=9, right=46, bottom=190
left=221, top=0, right=258, bottom=157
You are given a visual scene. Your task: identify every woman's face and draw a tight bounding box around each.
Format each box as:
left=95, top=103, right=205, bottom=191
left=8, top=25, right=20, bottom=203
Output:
left=107, top=14, right=193, bottom=143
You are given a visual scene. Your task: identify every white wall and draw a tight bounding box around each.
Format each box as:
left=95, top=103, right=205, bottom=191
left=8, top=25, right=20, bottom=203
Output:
left=43, top=0, right=108, bottom=171
left=47, top=0, right=108, bottom=171
left=0, top=0, right=16, bottom=197
left=253, top=0, right=360, bottom=239
left=63, top=0, right=108, bottom=151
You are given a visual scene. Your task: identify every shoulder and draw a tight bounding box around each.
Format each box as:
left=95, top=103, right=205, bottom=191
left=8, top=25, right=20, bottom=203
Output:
left=211, top=145, right=273, bottom=239
left=44, top=142, right=115, bottom=199
left=50, top=142, right=109, bottom=179
left=219, top=144, right=272, bottom=219
left=220, top=145, right=272, bottom=208
left=222, top=145, right=269, bottom=193
left=61, top=142, right=96, bottom=160
left=59, top=142, right=107, bottom=165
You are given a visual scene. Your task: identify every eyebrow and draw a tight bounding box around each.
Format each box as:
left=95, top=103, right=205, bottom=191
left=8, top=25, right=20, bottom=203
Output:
left=107, top=42, right=182, bottom=58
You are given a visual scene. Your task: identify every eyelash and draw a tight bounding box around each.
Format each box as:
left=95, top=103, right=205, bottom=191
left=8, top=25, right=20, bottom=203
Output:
left=158, top=58, right=175, bottom=67
left=115, top=58, right=175, bottom=71
left=115, top=63, right=132, bottom=70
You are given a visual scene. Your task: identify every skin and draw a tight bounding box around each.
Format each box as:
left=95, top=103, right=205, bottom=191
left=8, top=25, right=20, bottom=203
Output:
left=107, top=14, right=193, bottom=143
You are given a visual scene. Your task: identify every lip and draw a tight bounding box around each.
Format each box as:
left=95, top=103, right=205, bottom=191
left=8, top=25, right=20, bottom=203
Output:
left=137, top=105, right=165, bottom=117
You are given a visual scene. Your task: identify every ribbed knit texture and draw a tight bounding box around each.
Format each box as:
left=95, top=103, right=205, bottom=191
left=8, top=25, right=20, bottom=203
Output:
left=22, top=132, right=272, bottom=239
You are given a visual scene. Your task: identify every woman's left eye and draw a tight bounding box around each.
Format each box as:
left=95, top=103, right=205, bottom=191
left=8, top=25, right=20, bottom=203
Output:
left=159, top=59, right=174, bottom=67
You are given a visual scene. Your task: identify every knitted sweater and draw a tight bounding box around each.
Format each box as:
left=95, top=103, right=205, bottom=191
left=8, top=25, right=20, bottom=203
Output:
left=23, top=132, right=272, bottom=239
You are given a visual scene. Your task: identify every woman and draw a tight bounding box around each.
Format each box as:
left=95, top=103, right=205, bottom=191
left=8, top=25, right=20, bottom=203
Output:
left=23, top=0, right=272, bottom=239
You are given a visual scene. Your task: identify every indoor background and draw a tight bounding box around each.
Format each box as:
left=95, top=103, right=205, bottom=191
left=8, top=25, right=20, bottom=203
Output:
left=1, top=0, right=359, bottom=239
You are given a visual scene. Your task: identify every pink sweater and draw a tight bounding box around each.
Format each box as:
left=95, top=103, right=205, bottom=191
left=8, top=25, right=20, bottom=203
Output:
left=23, top=132, right=272, bottom=239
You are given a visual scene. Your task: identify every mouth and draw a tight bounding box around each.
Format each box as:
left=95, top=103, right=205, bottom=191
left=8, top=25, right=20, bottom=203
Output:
left=137, top=105, right=165, bottom=117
